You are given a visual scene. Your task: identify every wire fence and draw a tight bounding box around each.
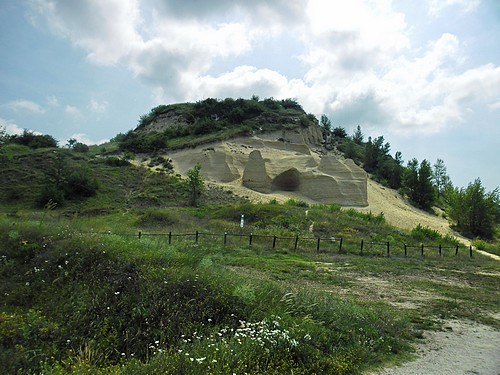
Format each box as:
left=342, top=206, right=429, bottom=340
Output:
left=135, top=230, right=473, bottom=258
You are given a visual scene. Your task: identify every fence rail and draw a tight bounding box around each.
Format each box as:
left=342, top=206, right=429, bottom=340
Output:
left=136, top=230, right=473, bottom=258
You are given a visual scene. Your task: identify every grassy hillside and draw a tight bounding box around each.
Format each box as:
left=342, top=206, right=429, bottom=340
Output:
left=1, top=206, right=498, bottom=374
left=0, top=144, right=238, bottom=213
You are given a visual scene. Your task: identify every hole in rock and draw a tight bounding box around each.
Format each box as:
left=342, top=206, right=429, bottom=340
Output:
left=272, top=168, right=301, bottom=191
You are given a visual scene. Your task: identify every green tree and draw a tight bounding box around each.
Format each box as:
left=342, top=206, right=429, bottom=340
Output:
left=320, top=114, right=332, bottom=132
left=11, top=130, right=58, bottom=148
left=352, top=125, right=364, bottom=144
left=37, top=153, right=98, bottom=207
left=402, top=158, right=434, bottom=210
left=64, top=167, right=98, bottom=198
left=341, top=138, right=361, bottom=162
left=364, top=136, right=389, bottom=173
left=67, top=138, right=89, bottom=152
left=432, top=158, right=451, bottom=199
left=73, top=142, right=89, bottom=153
left=185, top=163, right=205, bottom=206
left=67, top=138, right=77, bottom=149
left=332, top=126, right=347, bottom=138
left=402, top=158, right=419, bottom=200
left=446, top=179, right=499, bottom=239
left=0, top=125, right=8, bottom=146
left=417, top=159, right=434, bottom=209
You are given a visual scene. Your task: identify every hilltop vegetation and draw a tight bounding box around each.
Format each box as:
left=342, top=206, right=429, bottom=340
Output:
left=116, top=97, right=316, bottom=153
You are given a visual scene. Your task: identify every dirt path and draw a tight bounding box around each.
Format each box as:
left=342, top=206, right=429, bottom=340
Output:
left=373, top=320, right=500, bottom=375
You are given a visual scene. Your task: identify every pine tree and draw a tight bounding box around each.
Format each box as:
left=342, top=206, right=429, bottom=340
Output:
left=402, top=159, right=434, bottom=210
left=432, top=158, right=451, bottom=199
left=352, top=125, right=364, bottom=144
left=447, top=179, right=499, bottom=238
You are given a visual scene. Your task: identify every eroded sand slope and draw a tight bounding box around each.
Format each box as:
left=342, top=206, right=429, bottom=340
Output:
left=163, top=127, right=469, bottom=245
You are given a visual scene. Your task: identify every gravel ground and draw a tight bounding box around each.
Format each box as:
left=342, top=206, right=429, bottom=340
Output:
left=373, top=320, right=500, bottom=375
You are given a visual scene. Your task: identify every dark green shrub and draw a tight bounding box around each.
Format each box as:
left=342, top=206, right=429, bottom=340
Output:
left=37, top=184, right=65, bottom=208
left=410, top=224, right=441, bottom=242
left=103, top=157, right=131, bottom=167
left=9, top=130, right=58, bottom=148
left=72, top=142, right=89, bottom=153
left=64, top=168, right=98, bottom=198
left=137, top=208, right=177, bottom=227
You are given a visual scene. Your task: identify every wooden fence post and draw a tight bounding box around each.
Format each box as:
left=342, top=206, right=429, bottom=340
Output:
left=439, top=244, right=442, bottom=256
left=224, top=232, right=227, bottom=246
left=455, top=245, right=459, bottom=256
left=339, top=237, right=343, bottom=253
left=138, top=231, right=141, bottom=239
left=294, top=235, right=299, bottom=250
left=470, top=245, right=473, bottom=258
left=387, top=242, right=390, bottom=257
left=404, top=244, right=407, bottom=257
left=421, top=243, right=424, bottom=256
left=360, top=239, right=364, bottom=255
left=317, top=237, right=321, bottom=252
left=249, top=233, right=253, bottom=245
left=272, top=235, right=277, bottom=249
left=168, top=231, right=172, bottom=244
left=195, top=230, right=199, bottom=243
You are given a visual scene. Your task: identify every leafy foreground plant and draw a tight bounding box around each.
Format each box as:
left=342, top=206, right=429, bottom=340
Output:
left=0, top=219, right=415, bottom=374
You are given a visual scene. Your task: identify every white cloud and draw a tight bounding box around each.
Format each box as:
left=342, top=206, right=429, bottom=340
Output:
left=26, top=0, right=500, bottom=138
left=0, top=118, right=24, bottom=135
left=46, top=95, right=59, bottom=107
left=427, top=0, right=480, bottom=17
left=6, top=100, right=46, bottom=114
left=89, top=98, right=108, bottom=113
left=69, top=133, right=108, bottom=145
left=489, top=99, right=500, bottom=111
left=65, top=105, right=81, bottom=116
left=28, top=0, right=143, bottom=65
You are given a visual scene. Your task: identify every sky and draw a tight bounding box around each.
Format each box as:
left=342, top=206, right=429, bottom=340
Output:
left=1, top=0, right=499, bottom=191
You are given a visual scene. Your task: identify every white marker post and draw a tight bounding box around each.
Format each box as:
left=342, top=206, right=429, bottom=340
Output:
left=240, top=214, right=244, bottom=238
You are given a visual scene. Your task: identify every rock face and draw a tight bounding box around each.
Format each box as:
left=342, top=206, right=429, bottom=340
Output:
left=168, top=125, right=368, bottom=206
left=242, top=150, right=271, bottom=193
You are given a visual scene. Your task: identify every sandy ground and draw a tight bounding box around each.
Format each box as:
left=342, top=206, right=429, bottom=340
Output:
left=353, top=180, right=471, bottom=245
left=373, top=320, right=500, bottom=375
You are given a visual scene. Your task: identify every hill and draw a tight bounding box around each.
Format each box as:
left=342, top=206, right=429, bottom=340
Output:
left=0, top=99, right=499, bottom=374
left=115, top=98, right=470, bottom=243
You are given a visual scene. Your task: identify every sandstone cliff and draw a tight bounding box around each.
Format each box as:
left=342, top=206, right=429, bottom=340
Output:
left=167, top=125, right=368, bottom=206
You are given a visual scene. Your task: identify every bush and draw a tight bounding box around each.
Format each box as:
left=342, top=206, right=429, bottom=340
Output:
left=64, top=168, right=98, bottom=198
left=102, top=157, right=131, bottom=167
left=10, top=130, right=58, bottom=149
left=72, top=142, right=89, bottom=153
left=137, top=208, right=177, bottom=227
left=37, top=158, right=98, bottom=207
left=37, top=185, right=65, bottom=208
left=410, top=224, right=441, bottom=242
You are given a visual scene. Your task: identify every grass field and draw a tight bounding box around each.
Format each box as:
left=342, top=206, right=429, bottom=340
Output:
left=1, top=204, right=498, bottom=374
left=1, top=144, right=498, bottom=374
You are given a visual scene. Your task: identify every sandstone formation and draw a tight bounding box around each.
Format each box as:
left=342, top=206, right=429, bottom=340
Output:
left=167, top=126, right=368, bottom=206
